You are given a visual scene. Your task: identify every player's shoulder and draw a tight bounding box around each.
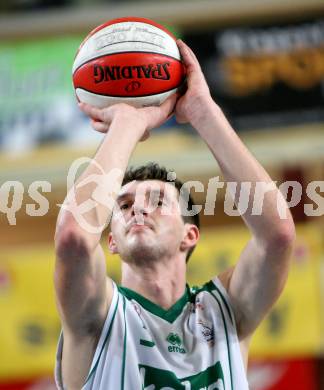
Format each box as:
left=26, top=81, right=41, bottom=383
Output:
left=189, top=274, right=230, bottom=300
left=217, top=266, right=235, bottom=292
left=190, top=267, right=235, bottom=298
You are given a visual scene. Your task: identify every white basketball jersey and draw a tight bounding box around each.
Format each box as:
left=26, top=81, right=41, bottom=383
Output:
left=55, top=277, right=249, bottom=389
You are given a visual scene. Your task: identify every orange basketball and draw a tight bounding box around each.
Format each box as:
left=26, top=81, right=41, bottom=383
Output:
left=72, top=17, right=185, bottom=108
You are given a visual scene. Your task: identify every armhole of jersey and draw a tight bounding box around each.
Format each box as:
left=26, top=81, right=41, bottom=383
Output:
left=54, top=280, right=120, bottom=390
left=210, top=276, right=236, bottom=329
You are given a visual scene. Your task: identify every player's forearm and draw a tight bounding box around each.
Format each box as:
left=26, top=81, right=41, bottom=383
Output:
left=56, top=121, right=143, bottom=250
left=193, top=100, right=295, bottom=245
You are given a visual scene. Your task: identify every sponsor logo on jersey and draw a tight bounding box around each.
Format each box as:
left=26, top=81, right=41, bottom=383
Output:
left=139, top=361, right=225, bottom=389
left=197, top=320, right=215, bottom=346
left=166, top=332, right=186, bottom=354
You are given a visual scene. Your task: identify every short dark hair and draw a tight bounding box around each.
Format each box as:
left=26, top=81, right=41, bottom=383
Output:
left=122, top=162, right=200, bottom=261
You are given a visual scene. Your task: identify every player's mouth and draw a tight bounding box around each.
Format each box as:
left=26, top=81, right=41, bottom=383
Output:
left=126, top=221, right=154, bottom=233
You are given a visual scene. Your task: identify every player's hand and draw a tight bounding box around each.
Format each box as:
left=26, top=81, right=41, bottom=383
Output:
left=175, top=40, right=216, bottom=125
left=78, top=93, right=176, bottom=142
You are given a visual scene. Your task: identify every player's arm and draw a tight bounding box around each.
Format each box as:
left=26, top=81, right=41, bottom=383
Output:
left=55, top=104, right=144, bottom=334
left=54, top=98, right=176, bottom=387
left=176, top=40, right=295, bottom=340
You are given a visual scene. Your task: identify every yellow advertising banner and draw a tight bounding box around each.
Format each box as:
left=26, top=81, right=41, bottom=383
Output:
left=0, top=223, right=322, bottom=380
left=250, top=223, right=323, bottom=358
left=189, top=224, right=323, bottom=359
left=0, top=248, right=59, bottom=380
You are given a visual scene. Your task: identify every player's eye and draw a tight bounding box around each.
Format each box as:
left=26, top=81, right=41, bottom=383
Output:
left=120, top=203, right=130, bottom=210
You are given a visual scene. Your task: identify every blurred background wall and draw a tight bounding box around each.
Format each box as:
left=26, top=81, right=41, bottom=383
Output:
left=0, top=0, right=324, bottom=389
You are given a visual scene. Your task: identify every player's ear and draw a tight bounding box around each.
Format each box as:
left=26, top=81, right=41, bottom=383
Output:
left=180, top=224, right=199, bottom=252
left=108, top=232, right=119, bottom=254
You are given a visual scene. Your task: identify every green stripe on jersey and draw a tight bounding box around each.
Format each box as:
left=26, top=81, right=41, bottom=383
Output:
left=139, top=361, right=225, bottom=389
left=121, top=295, right=127, bottom=390
left=201, top=280, right=235, bottom=326
left=118, top=285, right=190, bottom=323
left=140, top=339, right=156, bottom=347
left=210, top=291, right=233, bottom=390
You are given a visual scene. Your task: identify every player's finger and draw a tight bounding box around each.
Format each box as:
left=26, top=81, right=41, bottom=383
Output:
left=79, top=102, right=104, bottom=122
left=177, top=40, right=191, bottom=66
left=177, top=40, right=206, bottom=88
left=90, top=119, right=109, bottom=133
left=185, top=45, right=201, bottom=67
left=177, top=40, right=200, bottom=69
left=160, top=93, right=177, bottom=117
left=153, top=94, right=176, bottom=126
left=140, top=93, right=175, bottom=128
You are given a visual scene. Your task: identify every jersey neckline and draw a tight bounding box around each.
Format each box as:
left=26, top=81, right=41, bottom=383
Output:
left=118, top=284, right=191, bottom=323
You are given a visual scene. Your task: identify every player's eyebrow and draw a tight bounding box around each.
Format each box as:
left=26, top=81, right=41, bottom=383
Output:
left=116, top=192, right=133, bottom=203
left=148, top=188, right=170, bottom=201
left=116, top=187, right=169, bottom=204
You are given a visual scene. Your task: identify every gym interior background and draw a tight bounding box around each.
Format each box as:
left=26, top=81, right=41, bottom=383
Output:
left=0, top=0, right=324, bottom=388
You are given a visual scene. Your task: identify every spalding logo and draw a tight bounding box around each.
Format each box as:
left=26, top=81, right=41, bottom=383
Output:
left=94, top=63, right=171, bottom=83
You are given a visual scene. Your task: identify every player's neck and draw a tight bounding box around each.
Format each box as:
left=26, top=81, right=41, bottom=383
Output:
left=121, top=257, right=187, bottom=310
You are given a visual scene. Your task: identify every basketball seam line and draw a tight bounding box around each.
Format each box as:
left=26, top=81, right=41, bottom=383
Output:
left=75, top=85, right=180, bottom=98
left=86, top=18, right=177, bottom=42
left=98, top=40, right=164, bottom=50
left=73, top=51, right=181, bottom=74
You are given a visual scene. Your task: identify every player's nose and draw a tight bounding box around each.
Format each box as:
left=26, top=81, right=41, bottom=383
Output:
left=132, top=203, right=148, bottom=216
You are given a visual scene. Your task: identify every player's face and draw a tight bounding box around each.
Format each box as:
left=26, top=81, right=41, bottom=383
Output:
left=109, top=180, right=186, bottom=264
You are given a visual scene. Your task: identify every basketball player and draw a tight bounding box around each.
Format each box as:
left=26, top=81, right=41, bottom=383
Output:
left=54, top=40, right=295, bottom=389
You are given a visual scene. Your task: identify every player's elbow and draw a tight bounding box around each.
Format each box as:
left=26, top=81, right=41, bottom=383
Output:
left=55, top=224, right=91, bottom=262
left=267, top=219, right=296, bottom=253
